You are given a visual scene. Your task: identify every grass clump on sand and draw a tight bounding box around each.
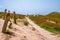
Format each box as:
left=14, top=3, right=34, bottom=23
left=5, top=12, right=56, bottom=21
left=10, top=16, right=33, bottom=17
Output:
left=4, top=30, right=13, bottom=35
left=31, top=27, right=36, bottom=31
left=8, top=23, right=13, bottom=29
left=24, top=21, right=29, bottom=26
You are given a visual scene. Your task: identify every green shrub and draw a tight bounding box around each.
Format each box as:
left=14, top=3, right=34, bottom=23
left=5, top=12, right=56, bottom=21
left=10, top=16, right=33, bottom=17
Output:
left=42, top=26, right=60, bottom=33
left=55, top=28, right=60, bottom=32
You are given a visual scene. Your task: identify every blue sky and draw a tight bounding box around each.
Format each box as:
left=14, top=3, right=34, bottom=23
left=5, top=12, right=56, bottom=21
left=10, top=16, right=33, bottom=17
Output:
left=0, top=0, right=60, bottom=15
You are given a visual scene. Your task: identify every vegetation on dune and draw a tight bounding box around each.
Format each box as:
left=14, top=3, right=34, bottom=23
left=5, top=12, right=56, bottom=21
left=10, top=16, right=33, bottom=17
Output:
left=0, top=12, right=25, bottom=19
left=46, top=12, right=60, bottom=18
left=29, top=12, right=60, bottom=33
left=0, top=12, right=4, bottom=18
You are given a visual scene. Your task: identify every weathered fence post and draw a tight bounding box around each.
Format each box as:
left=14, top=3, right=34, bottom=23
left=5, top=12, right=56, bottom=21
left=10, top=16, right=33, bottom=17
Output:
left=13, top=11, right=17, bottom=24
left=2, top=11, right=10, bottom=33
left=3, top=9, right=7, bottom=20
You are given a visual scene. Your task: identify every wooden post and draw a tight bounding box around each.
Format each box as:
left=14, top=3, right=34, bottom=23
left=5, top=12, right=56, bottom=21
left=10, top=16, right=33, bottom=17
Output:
left=13, top=11, right=17, bottom=24
left=2, top=11, right=10, bottom=33
left=3, top=9, right=7, bottom=20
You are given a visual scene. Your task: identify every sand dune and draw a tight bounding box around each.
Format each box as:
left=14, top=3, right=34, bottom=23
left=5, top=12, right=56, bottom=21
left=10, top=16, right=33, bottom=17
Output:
left=0, top=17, right=60, bottom=40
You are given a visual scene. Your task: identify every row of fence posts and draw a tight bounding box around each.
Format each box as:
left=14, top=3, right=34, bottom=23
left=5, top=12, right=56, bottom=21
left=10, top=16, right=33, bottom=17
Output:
left=2, top=9, right=17, bottom=33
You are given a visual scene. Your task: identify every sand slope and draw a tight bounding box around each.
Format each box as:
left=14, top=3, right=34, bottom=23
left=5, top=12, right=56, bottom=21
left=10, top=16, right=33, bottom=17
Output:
left=0, top=17, right=60, bottom=40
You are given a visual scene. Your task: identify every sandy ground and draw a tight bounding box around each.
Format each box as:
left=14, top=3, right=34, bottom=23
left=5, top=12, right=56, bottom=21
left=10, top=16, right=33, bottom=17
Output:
left=0, top=17, right=60, bottom=40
